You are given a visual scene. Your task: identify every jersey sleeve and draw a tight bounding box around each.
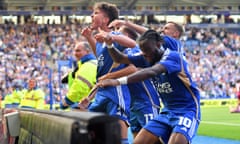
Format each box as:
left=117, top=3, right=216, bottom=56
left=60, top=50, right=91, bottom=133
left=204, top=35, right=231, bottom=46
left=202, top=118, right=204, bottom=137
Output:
left=158, top=50, right=181, bottom=74
left=162, top=35, right=181, bottom=52
left=128, top=54, right=150, bottom=68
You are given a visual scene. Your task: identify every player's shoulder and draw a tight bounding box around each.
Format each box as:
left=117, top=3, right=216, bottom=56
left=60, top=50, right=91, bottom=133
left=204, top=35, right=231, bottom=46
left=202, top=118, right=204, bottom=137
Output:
left=163, top=49, right=179, bottom=57
left=162, top=35, right=181, bottom=51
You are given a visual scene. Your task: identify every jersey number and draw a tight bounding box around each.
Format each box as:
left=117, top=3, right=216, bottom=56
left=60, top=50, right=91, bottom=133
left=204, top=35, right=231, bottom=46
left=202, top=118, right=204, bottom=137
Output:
left=144, top=114, right=154, bottom=123
left=178, top=116, right=192, bottom=128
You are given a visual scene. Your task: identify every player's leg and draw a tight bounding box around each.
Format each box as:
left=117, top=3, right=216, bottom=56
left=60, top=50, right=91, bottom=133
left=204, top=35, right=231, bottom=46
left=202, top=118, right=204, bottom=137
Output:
left=106, top=99, right=130, bottom=144
left=133, top=128, right=162, bottom=144
left=133, top=111, right=154, bottom=137
left=169, top=111, right=199, bottom=144
left=133, top=114, right=171, bottom=144
left=119, top=119, right=129, bottom=144
left=130, top=100, right=157, bottom=138
left=168, top=133, right=188, bottom=144
left=129, top=111, right=141, bottom=138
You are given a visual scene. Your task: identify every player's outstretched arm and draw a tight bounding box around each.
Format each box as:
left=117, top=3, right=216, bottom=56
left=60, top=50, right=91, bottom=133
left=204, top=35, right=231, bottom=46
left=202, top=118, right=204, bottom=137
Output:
left=107, top=46, right=132, bottom=64
left=81, top=27, right=97, bottom=56
left=95, top=27, right=136, bottom=48
left=98, top=63, right=166, bottom=87
left=109, top=19, right=148, bottom=35
left=98, top=64, right=138, bottom=81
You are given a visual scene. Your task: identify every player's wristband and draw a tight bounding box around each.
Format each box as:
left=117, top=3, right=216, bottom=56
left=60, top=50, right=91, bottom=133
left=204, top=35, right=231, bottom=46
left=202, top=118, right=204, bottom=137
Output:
left=117, top=76, right=128, bottom=85
left=106, top=43, right=114, bottom=49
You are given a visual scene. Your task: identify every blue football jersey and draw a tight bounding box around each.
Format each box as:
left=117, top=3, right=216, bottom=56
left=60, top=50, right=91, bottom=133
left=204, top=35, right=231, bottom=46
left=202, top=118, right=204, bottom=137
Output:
left=156, top=49, right=201, bottom=120
left=94, top=31, right=131, bottom=115
left=124, top=46, right=160, bottom=113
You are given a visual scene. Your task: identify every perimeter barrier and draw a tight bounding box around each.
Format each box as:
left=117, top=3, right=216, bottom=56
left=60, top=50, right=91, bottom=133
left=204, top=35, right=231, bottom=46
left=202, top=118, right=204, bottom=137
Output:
left=200, top=99, right=238, bottom=107
left=1, top=108, right=121, bottom=144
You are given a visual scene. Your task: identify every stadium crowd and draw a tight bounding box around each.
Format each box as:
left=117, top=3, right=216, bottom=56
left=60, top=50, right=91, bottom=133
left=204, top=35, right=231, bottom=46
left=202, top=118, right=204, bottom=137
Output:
left=0, top=21, right=239, bottom=104
left=183, top=26, right=240, bottom=99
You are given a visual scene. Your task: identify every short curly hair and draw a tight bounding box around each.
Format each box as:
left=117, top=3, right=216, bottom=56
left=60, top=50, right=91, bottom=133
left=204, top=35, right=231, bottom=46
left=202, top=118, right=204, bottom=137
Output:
left=93, top=2, right=119, bottom=25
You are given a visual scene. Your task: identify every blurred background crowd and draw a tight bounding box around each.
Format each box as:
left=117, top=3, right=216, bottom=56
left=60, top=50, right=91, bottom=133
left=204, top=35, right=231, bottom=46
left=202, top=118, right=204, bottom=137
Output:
left=0, top=20, right=239, bottom=104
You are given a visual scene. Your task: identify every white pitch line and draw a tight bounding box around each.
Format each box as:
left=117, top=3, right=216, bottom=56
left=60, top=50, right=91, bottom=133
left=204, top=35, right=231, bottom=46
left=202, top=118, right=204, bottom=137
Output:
left=201, top=121, right=240, bottom=126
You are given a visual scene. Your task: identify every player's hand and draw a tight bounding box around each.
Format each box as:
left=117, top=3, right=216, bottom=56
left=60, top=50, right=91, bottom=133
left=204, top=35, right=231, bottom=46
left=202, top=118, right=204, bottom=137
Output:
left=78, top=98, right=90, bottom=110
left=108, top=19, right=126, bottom=30
left=94, top=27, right=113, bottom=44
left=98, top=73, right=111, bottom=81
left=81, top=26, right=92, bottom=38
left=97, top=79, right=120, bottom=87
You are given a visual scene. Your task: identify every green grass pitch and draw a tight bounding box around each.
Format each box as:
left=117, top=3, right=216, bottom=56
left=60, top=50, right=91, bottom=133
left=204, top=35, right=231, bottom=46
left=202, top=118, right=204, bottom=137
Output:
left=197, top=106, right=240, bottom=140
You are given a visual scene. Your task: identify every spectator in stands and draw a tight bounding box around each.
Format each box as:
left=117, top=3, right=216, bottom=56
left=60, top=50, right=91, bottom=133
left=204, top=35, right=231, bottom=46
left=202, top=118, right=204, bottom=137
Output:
left=1, top=85, right=23, bottom=108
left=98, top=30, right=201, bottom=144
left=2, top=92, right=13, bottom=108
left=59, top=41, right=97, bottom=109
left=9, top=84, right=24, bottom=108
left=19, top=78, right=45, bottom=109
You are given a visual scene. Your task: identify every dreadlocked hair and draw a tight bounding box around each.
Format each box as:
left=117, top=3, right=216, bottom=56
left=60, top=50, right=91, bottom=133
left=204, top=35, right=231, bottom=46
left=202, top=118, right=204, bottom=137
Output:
left=138, top=29, right=163, bottom=42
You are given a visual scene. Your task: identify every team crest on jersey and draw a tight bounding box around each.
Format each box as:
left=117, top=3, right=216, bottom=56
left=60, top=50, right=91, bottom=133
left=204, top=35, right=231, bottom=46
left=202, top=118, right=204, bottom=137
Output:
left=97, top=54, right=104, bottom=67
left=156, top=82, right=173, bottom=94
